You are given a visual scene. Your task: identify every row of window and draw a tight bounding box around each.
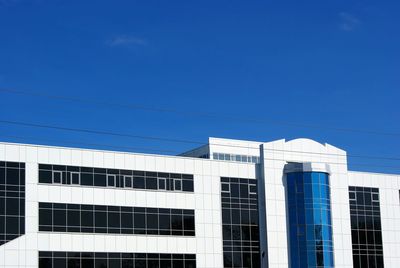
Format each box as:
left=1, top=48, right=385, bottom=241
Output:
left=221, top=181, right=257, bottom=198
left=39, top=164, right=194, bottom=192
left=39, top=203, right=195, bottom=236
left=213, top=153, right=260, bottom=164
left=0, top=161, right=25, bottom=168
left=0, top=161, right=25, bottom=246
left=351, top=215, right=382, bottom=231
left=222, top=208, right=259, bottom=226
left=39, top=251, right=196, bottom=268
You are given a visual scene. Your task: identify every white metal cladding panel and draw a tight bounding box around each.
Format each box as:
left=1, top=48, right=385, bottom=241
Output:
left=349, top=172, right=400, bottom=268
left=0, top=142, right=257, bottom=268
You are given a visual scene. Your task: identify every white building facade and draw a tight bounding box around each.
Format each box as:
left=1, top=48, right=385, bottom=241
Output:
left=0, top=137, right=399, bottom=268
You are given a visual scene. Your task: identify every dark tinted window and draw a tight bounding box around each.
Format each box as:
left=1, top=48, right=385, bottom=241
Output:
left=0, top=162, right=25, bottom=246
left=39, top=251, right=196, bottom=268
left=39, top=202, right=194, bottom=237
left=39, top=164, right=194, bottom=193
left=221, top=177, right=260, bottom=268
left=349, top=186, right=384, bottom=268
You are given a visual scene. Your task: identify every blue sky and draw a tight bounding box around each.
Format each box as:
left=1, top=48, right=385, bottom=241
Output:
left=0, top=0, right=399, bottom=173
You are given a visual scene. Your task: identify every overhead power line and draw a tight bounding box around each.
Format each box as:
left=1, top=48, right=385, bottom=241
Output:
left=0, top=134, right=399, bottom=171
left=1, top=87, right=399, bottom=137
left=0, top=134, right=178, bottom=154
left=0, top=119, right=400, bottom=163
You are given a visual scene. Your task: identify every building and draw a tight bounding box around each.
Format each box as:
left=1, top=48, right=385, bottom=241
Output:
left=0, top=137, right=399, bottom=268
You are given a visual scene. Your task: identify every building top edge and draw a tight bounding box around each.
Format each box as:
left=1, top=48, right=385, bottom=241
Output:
left=348, top=170, right=400, bottom=177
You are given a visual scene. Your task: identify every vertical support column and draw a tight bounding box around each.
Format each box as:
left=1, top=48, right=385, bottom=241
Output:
left=259, top=144, right=268, bottom=267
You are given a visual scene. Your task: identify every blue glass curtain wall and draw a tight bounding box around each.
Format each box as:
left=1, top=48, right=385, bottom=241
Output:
left=287, top=172, right=334, bottom=268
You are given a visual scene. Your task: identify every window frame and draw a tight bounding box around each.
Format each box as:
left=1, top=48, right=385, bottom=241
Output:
left=52, top=171, right=63, bottom=184
left=70, top=172, right=80, bottom=185
left=124, top=175, right=133, bottom=188
left=174, top=178, right=182, bottom=191
left=107, top=174, right=117, bottom=187
left=221, top=182, right=230, bottom=193
left=158, top=177, right=167, bottom=190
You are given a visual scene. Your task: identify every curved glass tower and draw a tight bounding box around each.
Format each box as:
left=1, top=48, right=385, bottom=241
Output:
left=286, top=164, right=334, bottom=268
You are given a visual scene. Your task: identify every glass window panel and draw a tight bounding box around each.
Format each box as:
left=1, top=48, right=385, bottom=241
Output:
left=81, top=173, right=93, bottom=186
left=6, top=216, right=19, bottom=234
left=182, top=180, right=194, bottom=192
left=146, top=178, right=158, bottom=190
left=158, top=178, right=166, bottom=190
left=147, top=213, right=158, bottom=231
left=71, top=172, right=80, bottom=185
left=159, top=217, right=171, bottom=235
left=39, top=209, right=52, bottom=227
left=121, top=212, right=133, bottom=230
left=134, top=213, right=145, bottom=230
left=107, top=175, right=116, bottom=187
left=93, top=174, right=106, bottom=187
left=133, top=177, right=145, bottom=189
left=39, top=170, right=52, bottom=183
left=67, top=210, right=80, bottom=228
left=81, top=210, right=93, bottom=227
left=53, top=171, right=62, bottom=184
left=95, top=211, right=107, bottom=228
left=53, top=209, right=66, bottom=227
left=174, top=179, right=182, bottom=191
left=122, top=176, right=131, bottom=188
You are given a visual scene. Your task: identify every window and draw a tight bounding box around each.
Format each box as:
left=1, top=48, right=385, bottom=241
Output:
left=39, top=252, right=196, bottom=268
left=107, top=175, right=116, bottom=187
left=221, top=182, right=230, bottom=193
left=80, top=173, right=93, bottom=186
left=221, top=177, right=260, bottom=268
left=70, top=172, right=80, bottom=185
left=124, top=176, right=133, bottom=188
left=146, top=177, right=157, bottom=190
left=349, top=186, right=384, bottom=268
left=52, top=171, right=62, bottom=184
left=38, top=164, right=194, bottom=192
left=287, top=172, right=333, bottom=268
left=158, top=178, right=166, bottom=190
left=249, top=184, right=257, bottom=194
left=182, top=179, right=194, bottom=192
left=94, top=173, right=106, bottom=187
left=0, top=161, right=25, bottom=246
left=174, top=179, right=182, bottom=191
left=39, top=170, right=52, bottom=183
left=39, top=202, right=195, bottom=237
left=133, top=176, right=145, bottom=189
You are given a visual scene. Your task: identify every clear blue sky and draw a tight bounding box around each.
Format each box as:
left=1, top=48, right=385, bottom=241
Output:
left=0, top=0, right=399, bottom=173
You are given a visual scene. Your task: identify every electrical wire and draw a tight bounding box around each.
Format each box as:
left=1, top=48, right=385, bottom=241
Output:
left=0, top=119, right=399, bottom=164
left=1, top=87, right=399, bottom=137
left=0, top=134, right=399, bottom=171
